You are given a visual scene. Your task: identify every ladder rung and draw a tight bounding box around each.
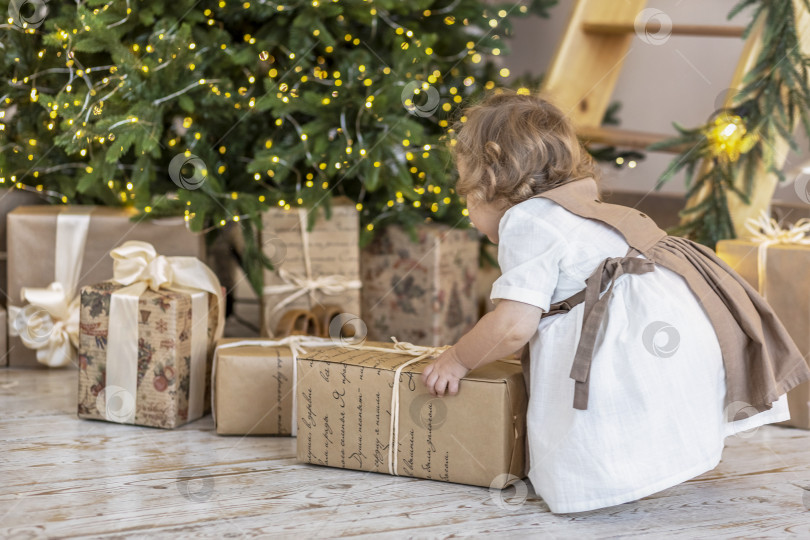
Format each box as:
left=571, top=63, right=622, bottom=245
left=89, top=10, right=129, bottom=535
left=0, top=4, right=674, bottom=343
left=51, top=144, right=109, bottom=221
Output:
left=576, top=126, right=688, bottom=153
left=582, top=22, right=746, bottom=38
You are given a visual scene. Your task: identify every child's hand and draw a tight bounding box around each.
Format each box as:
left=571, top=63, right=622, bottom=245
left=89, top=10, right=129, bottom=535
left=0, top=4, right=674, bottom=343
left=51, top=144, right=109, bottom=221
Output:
left=421, top=347, right=470, bottom=397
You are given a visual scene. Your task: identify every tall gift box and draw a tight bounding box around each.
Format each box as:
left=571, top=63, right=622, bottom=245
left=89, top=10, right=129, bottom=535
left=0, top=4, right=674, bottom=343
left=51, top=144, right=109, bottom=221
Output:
left=7, top=206, right=204, bottom=368
left=212, top=336, right=333, bottom=435
left=361, top=224, right=479, bottom=346
left=296, top=341, right=527, bottom=488
left=0, top=189, right=45, bottom=306
left=0, top=190, right=44, bottom=366
left=0, top=308, right=6, bottom=365
left=717, top=223, right=810, bottom=429
left=261, top=199, right=360, bottom=337
left=77, top=241, right=223, bottom=429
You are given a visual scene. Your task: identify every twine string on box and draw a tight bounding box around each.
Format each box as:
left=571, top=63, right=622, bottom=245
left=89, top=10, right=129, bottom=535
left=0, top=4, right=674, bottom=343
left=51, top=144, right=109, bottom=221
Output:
left=745, top=210, right=810, bottom=298
left=261, top=208, right=361, bottom=336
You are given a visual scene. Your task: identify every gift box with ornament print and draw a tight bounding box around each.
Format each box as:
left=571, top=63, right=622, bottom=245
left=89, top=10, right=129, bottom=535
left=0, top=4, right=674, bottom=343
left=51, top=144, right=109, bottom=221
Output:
left=360, top=224, right=479, bottom=347
left=77, top=281, right=218, bottom=429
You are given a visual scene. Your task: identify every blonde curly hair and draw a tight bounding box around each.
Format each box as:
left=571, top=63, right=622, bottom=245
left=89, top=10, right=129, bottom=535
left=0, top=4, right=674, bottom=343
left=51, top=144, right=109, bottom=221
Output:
left=451, top=91, right=599, bottom=205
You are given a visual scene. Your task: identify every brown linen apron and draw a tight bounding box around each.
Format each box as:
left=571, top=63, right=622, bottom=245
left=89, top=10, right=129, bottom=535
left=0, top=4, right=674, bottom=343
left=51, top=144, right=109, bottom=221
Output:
left=519, top=178, right=810, bottom=414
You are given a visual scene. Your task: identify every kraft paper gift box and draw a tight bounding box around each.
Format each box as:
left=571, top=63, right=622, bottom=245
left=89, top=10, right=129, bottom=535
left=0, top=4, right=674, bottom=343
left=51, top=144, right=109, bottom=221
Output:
left=295, top=341, right=527, bottom=488
left=212, top=336, right=334, bottom=435
left=0, top=307, right=6, bottom=364
left=0, top=189, right=45, bottom=306
left=77, top=241, right=223, bottom=429
left=7, top=206, right=205, bottom=368
left=716, top=237, right=810, bottom=429
left=261, top=198, right=360, bottom=337
left=361, top=224, right=479, bottom=347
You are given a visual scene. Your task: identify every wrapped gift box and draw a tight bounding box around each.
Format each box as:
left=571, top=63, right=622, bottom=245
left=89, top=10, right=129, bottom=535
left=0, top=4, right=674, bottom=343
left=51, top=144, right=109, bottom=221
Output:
left=0, top=190, right=45, bottom=306
left=261, top=199, right=360, bottom=337
left=7, top=206, right=204, bottom=367
left=0, top=307, right=6, bottom=364
left=78, top=282, right=218, bottom=429
left=716, top=239, right=810, bottom=429
left=361, top=224, right=479, bottom=346
left=213, top=338, right=298, bottom=435
left=295, top=342, right=527, bottom=488
left=0, top=190, right=44, bottom=365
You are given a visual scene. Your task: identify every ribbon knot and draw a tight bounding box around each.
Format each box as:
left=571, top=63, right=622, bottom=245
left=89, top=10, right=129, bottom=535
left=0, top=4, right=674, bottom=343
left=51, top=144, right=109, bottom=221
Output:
left=744, top=210, right=810, bottom=298
left=9, top=282, right=81, bottom=368
left=389, top=336, right=451, bottom=359
left=262, top=208, right=362, bottom=336
left=569, top=249, right=655, bottom=410
left=111, top=241, right=175, bottom=291
left=745, top=210, right=810, bottom=245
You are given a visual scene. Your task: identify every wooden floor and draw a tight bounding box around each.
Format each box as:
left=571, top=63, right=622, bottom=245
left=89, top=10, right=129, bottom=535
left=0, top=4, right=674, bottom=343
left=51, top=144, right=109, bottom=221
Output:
left=2, top=368, right=810, bottom=539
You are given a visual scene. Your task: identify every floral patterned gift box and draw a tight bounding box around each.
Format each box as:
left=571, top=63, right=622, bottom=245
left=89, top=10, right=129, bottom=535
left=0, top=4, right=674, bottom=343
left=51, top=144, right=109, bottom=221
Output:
left=360, top=224, right=479, bottom=347
left=77, top=241, right=223, bottom=429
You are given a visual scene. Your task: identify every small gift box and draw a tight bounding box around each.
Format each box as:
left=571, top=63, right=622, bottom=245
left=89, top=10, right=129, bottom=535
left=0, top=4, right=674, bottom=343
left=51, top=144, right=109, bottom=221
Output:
left=296, top=340, right=527, bottom=488
left=212, top=336, right=334, bottom=435
left=77, top=241, right=223, bottom=429
left=261, top=199, right=361, bottom=337
left=716, top=212, right=810, bottom=429
left=360, top=224, right=479, bottom=346
left=7, top=206, right=204, bottom=368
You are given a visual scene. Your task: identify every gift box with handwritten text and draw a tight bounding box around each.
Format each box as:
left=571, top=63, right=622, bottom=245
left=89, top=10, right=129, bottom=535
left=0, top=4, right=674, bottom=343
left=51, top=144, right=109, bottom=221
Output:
left=295, top=341, right=527, bottom=488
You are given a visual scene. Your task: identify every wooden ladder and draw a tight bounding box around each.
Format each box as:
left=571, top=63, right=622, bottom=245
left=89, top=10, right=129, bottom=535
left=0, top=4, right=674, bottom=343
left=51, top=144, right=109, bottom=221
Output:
left=541, top=0, right=750, bottom=154
left=540, top=0, right=810, bottom=234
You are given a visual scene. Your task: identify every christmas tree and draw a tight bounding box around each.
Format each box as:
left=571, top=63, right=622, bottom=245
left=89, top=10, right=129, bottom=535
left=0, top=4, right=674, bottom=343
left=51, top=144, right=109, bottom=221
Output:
left=1, top=0, right=557, bottom=292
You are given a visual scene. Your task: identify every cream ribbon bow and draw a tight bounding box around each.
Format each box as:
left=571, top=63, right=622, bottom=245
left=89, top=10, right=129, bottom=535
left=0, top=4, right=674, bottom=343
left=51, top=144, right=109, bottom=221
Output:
left=9, top=283, right=81, bottom=368
left=263, top=268, right=362, bottom=316
left=110, top=240, right=226, bottom=339
left=744, top=210, right=810, bottom=298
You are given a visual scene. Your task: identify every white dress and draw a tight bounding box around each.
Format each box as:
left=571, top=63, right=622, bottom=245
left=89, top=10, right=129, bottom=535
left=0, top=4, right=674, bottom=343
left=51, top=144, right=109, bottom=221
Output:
left=490, top=197, right=790, bottom=514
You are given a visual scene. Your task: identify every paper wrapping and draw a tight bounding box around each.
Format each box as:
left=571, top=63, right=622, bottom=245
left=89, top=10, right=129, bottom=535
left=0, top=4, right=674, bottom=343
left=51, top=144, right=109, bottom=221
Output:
left=77, top=282, right=218, bottom=428
left=261, top=199, right=360, bottom=336
left=213, top=338, right=297, bottom=436
left=0, top=190, right=45, bottom=313
left=717, top=240, right=810, bottom=429
left=361, top=224, right=479, bottom=346
left=0, top=307, right=6, bottom=363
left=7, top=206, right=205, bottom=368
left=295, top=343, right=527, bottom=488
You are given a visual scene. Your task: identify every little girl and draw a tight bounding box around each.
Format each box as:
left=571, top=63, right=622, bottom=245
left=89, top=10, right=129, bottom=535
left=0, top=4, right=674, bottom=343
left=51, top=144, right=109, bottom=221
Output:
left=421, top=91, right=810, bottom=513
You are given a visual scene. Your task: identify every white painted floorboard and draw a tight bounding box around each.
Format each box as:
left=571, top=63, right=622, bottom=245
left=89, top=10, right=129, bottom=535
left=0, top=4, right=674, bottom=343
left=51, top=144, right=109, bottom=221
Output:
left=2, top=368, right=810, bottom=538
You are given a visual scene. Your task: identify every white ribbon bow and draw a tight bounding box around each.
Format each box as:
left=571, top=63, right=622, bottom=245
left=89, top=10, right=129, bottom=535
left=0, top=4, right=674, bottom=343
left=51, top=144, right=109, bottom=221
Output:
left=744, top=210, right=810, bottom=298
left=263, top=268, right=362, bottom=318
left=8, top=283, right=81, bottom=368
left=111, top=240, right=225, bottom=327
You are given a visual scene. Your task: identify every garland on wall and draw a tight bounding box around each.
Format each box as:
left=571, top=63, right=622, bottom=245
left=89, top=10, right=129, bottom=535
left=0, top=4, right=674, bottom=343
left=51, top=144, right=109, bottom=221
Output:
left=651, top=0, right=810, bottom=248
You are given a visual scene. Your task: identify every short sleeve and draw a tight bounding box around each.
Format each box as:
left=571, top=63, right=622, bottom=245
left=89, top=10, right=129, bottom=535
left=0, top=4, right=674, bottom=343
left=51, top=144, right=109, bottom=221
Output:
left=490, top=203, right=567, bottom=311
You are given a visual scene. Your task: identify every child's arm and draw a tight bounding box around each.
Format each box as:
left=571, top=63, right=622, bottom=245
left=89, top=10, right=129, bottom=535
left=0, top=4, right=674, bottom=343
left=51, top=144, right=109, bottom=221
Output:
left=421, top=299, right=543, bottom=397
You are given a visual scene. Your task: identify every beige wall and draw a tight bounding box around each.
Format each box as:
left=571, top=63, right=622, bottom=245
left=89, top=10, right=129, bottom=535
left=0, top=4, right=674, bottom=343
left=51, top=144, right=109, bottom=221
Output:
left=502, top=0, right=808, bottom=204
